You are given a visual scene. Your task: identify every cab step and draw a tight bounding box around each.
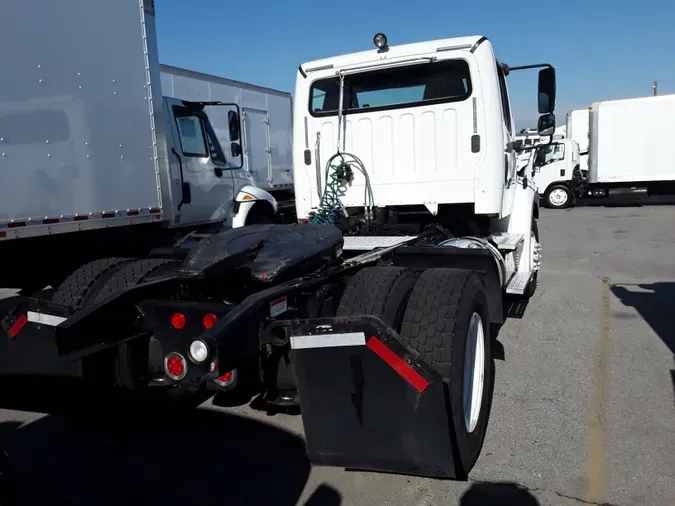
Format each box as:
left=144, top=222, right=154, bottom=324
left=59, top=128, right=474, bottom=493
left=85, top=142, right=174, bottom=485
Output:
left=506, top=270, right=532, bottom=295
left=490, top=232, right=524, bottom=251
left=342, top=236, right=418, bottom=251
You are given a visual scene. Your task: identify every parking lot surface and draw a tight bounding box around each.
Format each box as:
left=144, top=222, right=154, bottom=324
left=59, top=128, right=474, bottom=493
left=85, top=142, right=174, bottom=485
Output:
left=1, top=205, right=674, bottom=505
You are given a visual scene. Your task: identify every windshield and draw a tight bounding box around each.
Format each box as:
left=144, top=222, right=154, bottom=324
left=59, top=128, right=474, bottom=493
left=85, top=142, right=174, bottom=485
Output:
left=309, top=59, right=472, bottom=117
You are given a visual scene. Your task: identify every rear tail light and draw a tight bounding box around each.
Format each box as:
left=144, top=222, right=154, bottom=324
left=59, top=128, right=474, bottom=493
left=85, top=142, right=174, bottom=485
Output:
left=170, top=312, right=186, bottom=330
left=214, top=369, right=236, bottom=387
left=202, top=313, right=218, bottom=329
left=165, top=352, right=187, bottom=380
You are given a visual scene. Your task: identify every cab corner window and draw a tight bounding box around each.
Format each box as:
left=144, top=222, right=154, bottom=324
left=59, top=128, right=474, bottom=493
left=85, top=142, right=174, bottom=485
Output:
left=173, top=107, right=208, bottom=158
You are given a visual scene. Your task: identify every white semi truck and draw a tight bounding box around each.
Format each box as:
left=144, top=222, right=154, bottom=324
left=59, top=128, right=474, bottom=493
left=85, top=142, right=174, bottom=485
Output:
left=530, top=94, right=675, bottom=209
left=1, top=28, right=558, bottom=482
left=0, top=0, right=278, bottom=292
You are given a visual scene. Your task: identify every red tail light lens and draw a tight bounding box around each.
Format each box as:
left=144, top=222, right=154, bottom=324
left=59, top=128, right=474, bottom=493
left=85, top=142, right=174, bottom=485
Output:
left=165, top=353, right=187, bottom=380
left=203, top=313, right=218, bottom=329
left=170, top=312, right=186, bottom=329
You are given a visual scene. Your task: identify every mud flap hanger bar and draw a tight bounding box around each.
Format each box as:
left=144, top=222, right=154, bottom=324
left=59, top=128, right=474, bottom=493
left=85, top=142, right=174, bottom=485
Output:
left=500, top=62, right=553, bottom=76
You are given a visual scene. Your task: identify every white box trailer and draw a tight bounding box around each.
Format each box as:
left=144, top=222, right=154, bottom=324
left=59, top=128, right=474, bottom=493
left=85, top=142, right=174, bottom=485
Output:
left=589, top=94, right=675, bottom=184
left=160, top=65, right=294, bottom=199
left=0, top=0, right=277, bottom=291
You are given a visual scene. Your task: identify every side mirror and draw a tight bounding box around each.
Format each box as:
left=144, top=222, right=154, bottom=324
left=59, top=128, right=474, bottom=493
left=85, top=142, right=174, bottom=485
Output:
left=537, top=67, right=556, bottom=114
left=537, top=113, right=556, bottom=137
left=230, top=142, right=242, bottom=158
left=513, top=139, right=523, bottom=151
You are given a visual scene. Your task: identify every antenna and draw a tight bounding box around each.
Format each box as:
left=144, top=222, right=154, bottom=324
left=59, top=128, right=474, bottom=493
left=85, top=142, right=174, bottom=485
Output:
left=653, top=80, right=658, bottom=96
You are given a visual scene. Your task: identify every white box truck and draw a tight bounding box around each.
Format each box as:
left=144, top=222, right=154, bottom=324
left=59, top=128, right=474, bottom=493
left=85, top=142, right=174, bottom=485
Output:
left=159, top=65, right=296, bottom=221
left=531, top=94, right=675, bottom=208
left=0, top=0, right=278, bottom=291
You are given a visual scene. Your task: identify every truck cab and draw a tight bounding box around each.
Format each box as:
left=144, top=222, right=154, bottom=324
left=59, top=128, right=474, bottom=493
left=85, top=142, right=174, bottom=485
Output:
left=293, top=34, right=556, bottom=240
left=530, top=138, right=581, bottom=208
left=159, top=98, right=276, bottom=228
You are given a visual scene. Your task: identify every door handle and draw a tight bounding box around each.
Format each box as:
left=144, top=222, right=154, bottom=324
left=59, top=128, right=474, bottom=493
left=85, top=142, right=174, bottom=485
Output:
left=172, top=148, right=191, bottom=209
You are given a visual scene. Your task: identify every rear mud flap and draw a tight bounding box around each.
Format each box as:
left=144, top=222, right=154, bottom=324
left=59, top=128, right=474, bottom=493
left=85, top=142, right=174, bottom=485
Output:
left=287, top=315, right=459, bottom=479
left=0, top=297, right=81, bottom=376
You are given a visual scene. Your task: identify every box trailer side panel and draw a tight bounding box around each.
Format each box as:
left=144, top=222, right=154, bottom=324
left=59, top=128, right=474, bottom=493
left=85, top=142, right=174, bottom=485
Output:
left=0, top=0, right=162, bottom=234
left=159, top=65, right=293, bottom=191
left=592, top=95, right=675, bottom=184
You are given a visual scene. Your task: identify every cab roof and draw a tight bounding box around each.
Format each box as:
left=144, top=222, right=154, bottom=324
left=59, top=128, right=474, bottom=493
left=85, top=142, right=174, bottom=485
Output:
left=299, top=35, right=488, bottom=76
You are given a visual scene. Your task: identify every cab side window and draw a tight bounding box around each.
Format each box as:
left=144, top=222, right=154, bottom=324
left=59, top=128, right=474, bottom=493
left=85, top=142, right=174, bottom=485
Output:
left=173, top=107, right=208, bottom=157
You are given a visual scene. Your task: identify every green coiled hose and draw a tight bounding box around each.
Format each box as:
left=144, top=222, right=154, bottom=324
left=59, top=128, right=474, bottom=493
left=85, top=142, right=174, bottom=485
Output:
left=310, top=153, right=349, bottom=225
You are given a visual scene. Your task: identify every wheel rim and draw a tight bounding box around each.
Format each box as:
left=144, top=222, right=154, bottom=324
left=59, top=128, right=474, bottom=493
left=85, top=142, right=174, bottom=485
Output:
left=463, top=312, right=485, bottom=433
left=548, top=188, right=568, bottom=207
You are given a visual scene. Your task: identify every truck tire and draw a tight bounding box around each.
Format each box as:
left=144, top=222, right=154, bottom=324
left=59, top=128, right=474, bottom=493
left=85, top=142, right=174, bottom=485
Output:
left=85, top=259, right=180, bottom=390
left=51, top=257, right=135, bottom=310
left=399, top=268, right=493, bottom=476
left=89, top=258, right=178, bottom=305
left=544, top=184, right=572, bottom=209
left=336, top=266, right=420, bottom=331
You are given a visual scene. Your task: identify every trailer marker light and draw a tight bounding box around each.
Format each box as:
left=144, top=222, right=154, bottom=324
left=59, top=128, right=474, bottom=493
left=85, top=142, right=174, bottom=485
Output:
left=165, top=353, right=187, bottom=380
left=170, top=312, right=186, bottom=329
left=8, top=314, right=28, bottom=339
left=189, top=340, right=209, bottom=363
left=203, top=313, right=218, bottom=329
left=366, top=336, right=429, bottom=393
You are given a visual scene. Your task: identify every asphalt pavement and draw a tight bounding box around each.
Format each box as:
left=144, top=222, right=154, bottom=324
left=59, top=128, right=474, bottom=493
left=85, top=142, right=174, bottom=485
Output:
left=1, top=204, right=674, bottom=505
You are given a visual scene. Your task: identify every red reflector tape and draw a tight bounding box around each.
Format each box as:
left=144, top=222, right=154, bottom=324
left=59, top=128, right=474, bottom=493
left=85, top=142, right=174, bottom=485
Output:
left=8, top=222, right=25, bottom=228
left=102, top=212, right=116, bottom=219
left=8, top=314, right=28, bottom=339
left=127, top=210, right=139, bottom=216
left=366, top=336, right=430, bottom=393
left=0, top=232, right=6, bottom=238
left=42, top=218, right=59, bottom=224
left=74, top=215, right=88, bottom=221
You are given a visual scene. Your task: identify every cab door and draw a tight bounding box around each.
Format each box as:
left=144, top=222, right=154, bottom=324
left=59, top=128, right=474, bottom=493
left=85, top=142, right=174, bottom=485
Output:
left=531, top=142, right=567, bottom=195
left=165, top=98, right=244, bottom=227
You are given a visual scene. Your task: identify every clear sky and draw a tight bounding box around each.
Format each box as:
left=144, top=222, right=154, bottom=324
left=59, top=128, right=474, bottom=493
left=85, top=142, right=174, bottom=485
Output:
left=155, top=0, right=675, bottom=130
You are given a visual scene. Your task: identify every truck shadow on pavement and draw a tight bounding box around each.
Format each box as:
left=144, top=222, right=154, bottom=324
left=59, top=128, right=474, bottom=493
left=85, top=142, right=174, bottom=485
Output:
left=610, top=281, right=675, bottom=406
left=459, top=481, right=540, bottom=505
left=0, top=379, right=341, bottom=506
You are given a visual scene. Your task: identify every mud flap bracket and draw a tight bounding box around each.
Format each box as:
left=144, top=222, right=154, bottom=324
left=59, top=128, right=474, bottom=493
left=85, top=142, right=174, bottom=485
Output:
left=287, top=315, right=458, bottom=479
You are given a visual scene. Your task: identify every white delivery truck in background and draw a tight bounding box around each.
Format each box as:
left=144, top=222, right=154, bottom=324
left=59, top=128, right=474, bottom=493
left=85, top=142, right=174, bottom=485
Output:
left=160, top=65, right=297, bottom=222
left=0, top=0, right=278, bottom=292
left=531, top=94, right=675, bottom=209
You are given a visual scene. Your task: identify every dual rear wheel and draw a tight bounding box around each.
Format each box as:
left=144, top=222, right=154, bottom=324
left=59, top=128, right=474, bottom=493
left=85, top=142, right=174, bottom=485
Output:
left=336, top=266, right=494, bottom=476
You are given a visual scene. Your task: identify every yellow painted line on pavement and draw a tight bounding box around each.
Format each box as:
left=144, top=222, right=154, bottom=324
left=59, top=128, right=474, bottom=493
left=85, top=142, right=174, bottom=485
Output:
left=584, top=276, right=610, bottom=503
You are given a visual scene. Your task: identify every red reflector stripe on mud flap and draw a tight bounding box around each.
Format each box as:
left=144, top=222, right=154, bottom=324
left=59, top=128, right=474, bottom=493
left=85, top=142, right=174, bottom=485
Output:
left=8, top=314, right=28, bottom=339
left=366, top=336, right=430, bottom=393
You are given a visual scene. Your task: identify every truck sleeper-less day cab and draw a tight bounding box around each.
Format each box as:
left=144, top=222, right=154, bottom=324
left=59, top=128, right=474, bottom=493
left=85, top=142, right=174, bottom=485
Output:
left=2, top=31, right=557, bottom=481
left=0, top=0, right=278, bottom=292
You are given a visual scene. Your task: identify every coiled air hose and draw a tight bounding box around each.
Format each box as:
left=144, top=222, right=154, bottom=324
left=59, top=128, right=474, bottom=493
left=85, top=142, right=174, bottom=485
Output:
left=310, top=73, right=375, bottom=225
